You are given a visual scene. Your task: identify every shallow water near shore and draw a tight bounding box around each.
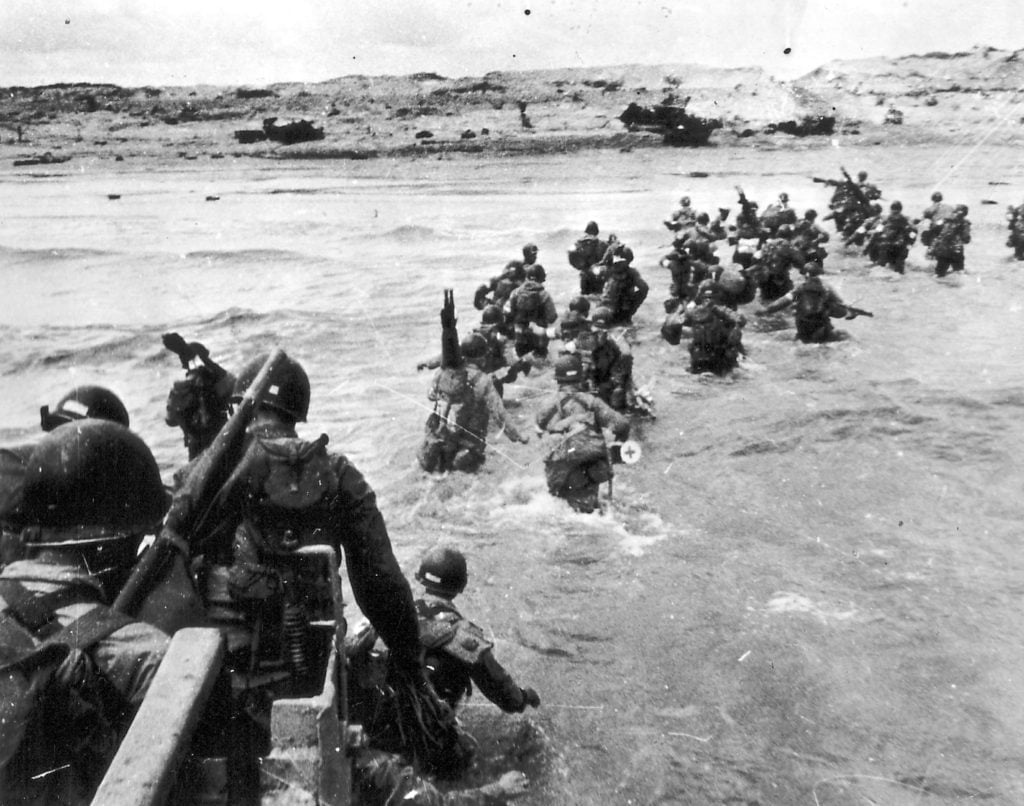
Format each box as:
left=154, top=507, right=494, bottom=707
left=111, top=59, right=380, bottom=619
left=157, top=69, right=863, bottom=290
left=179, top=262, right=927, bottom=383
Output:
left=2, top=142, right=1023, bottom=804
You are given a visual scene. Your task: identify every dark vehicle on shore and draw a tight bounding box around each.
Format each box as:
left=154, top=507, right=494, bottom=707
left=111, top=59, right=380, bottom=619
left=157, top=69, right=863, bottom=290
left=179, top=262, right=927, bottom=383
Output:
left=618, top=98, right=722, bottom=146
left=234, top=117, right=325, bottom=146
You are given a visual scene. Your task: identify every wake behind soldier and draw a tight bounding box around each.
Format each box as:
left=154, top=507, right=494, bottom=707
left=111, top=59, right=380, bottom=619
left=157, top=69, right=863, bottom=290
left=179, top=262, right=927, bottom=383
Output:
left=413, top=545, right=540, bottom=714
left=0, top=421, right=170, bottom=805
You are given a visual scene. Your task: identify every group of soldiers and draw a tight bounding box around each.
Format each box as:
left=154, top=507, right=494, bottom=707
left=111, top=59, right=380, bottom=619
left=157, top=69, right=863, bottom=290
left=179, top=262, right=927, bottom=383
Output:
left=418, top=287, right=635, bottom=515
left=414, top=166, right=995, bottom=497
left=821, top=172, right=973, bottom=277
left=0, top=348, right=541, bottom=804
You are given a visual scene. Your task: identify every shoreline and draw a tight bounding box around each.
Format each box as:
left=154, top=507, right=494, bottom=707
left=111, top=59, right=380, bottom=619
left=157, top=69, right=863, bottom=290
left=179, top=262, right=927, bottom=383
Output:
left=2, top=47, right=1021, bottom=165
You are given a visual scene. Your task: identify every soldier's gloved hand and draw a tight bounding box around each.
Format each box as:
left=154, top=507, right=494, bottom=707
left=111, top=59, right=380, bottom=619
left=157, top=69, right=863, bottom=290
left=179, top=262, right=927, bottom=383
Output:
left=416, top=361, right=428, bottom=371
left=522, top=687, right=540, bottom=708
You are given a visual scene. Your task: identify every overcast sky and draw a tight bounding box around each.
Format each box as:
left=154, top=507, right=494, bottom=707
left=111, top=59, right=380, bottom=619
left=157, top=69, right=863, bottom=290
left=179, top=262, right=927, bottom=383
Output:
left=1, top=0, right=1022, bottom=87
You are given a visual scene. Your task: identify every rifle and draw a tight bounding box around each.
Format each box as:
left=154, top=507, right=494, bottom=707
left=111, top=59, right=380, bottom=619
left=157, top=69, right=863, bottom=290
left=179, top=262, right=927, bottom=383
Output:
left=845, top=305, right=874, bottom=319
left=440, top=288, right=462, bottom=368
left=812, top=177, right=842, bottom=187
left=113, top=348, right=288, bottom=617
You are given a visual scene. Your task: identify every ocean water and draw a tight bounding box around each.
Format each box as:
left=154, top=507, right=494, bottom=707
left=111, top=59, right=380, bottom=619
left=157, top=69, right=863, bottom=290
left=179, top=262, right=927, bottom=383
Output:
left=1, top=142, right=1023, bottom=804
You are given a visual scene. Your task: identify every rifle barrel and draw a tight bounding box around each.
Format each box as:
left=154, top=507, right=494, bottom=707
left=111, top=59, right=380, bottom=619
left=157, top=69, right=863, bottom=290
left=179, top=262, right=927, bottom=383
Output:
left=113, top=348, right=288, bottom=616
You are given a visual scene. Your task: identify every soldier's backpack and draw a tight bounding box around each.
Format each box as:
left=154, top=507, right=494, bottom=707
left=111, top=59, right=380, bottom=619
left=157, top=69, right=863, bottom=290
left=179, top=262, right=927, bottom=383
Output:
left=688, top=306, right=727, bottom=350
left=511, top=282, right=544, bottom=324
left=544, top=394, right=610, bottom=481
left=426, top=368, right=473, bottom=440
left=795, top=285, right=829, bottom=319
left=243, top=433, right=339, bottom=556
left=0, top=581, right=134, bottom=797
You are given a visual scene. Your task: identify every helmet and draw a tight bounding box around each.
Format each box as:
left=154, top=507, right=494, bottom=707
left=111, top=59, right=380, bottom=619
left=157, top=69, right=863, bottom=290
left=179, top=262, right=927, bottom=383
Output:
left=613, top=245, right=634, bottom=264
left=857, top=171, right=868, bottom=181
left=591, top=307, right=613, bottom=329
left=12, top=420, right=167, bottom=537
left=584, top=221, right=599, bottom=236
left=525, top=264, right=546, bottom=282
left=891, top=201, right=902, bottom=211
left=460, top=334, right=487, bottom=361
left=931, top=191, right=943, bottom=202
left=232, top=352, right=311, bottom=422
left=416, top=545, right=468, bottom=596
left=804, top=261, right=825, bottom=276
left=553, top=354, right=584, bottom=384
left=568, top=295, right=591, bottom=316
left=696, top=280, right=719, bottom=301
left=955, top=204, right=968, bottom=215
left=522, top=243, right=538, bottom=258
left=696, top=212, right=710, bottom=225
left=779, top=192, right=789, bottom=202
left=481, top=304, right=504, bottom=326
left=805, top=209, right=818, bottom=219
left=871, top=203, right=882, bottom=214
left=40, top=385, right=130, bottom=432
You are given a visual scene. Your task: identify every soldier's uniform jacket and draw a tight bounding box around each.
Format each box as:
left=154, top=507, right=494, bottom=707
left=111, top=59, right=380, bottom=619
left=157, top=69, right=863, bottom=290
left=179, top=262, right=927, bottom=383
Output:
left=880, top=211, right=914, bottom=245
left=508, top=280, right=557, bottom=328
left=758, top=237, right=805, bottom=278
left=682, top=302, right=745, bottom=363
left=426, top=365, right=524, bottom=450
left=790, top=277, right=847, bottom=324
left=0, top=559, right=168, bottom=804
left=932, top=216, right=972, bottom=258
left=415, top=593, right=529, bottom=713
left=193, top=421, right=421, bottom=668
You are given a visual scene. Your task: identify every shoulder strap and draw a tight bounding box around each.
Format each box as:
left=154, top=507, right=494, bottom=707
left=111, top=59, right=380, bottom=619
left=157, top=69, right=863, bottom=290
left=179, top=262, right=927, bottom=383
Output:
left=0, top=579, right=103, bottom=638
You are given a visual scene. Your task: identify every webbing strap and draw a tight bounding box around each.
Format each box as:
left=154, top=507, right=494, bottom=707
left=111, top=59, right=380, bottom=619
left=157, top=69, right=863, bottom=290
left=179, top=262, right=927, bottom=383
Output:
left=0, top=579, right=101, bottom=637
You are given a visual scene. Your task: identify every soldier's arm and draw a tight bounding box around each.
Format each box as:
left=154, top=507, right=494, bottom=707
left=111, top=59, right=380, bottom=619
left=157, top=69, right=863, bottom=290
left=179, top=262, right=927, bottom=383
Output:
left=330, top=457, right=421, bottom=668
left=632, top=269, right=650, bottom=297
left=534, top=400, right=559, bottom=432
left=543, top=295, right=558, bottom=325
left=482, top=376, right=526, bottom=443
left=759, top=292, right=794, bottom=314
left=592, top=398, right=631, bottom=442
left=91, top=621, right=171, bottom=709
left=470, top=648, right=533, bottom=713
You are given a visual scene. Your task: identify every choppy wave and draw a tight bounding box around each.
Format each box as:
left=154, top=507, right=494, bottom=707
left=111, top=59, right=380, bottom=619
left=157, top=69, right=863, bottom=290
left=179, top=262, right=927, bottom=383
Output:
left=0, top=244, right=115, bottom=263
left=182, top=248, right=311, bottom=264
